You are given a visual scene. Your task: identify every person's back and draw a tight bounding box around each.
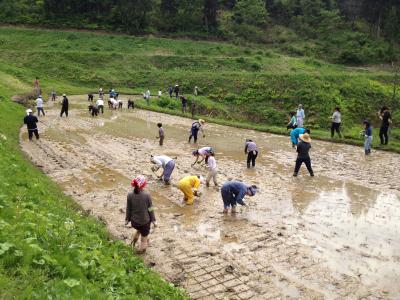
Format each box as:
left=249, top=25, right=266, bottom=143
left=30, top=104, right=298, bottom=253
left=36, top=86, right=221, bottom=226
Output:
left=24, top=115, right=38, bottom=130
left=152, top=155, right=172, bottom=168
left=36, top=98, right=43, bottom=108
left=223, top=180, right=246, bottom=194
left=126, top=190, right=152, bottom=225
left=62, top=97, right=68, bottom=107
left=382, top=111, right=391, bottom=127
left=297, top=141, right=311, bottom=159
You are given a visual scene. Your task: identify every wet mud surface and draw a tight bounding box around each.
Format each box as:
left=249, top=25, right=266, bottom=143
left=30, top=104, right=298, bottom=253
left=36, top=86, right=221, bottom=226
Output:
left=20, top=95, right=400, bottom=299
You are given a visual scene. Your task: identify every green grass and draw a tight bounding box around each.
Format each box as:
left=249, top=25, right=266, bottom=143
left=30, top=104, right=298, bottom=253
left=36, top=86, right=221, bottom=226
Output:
left=0, top=77, right=187, bottom=299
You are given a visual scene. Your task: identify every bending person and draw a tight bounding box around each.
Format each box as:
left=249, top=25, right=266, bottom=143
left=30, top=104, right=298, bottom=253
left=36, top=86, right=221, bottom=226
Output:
left=290, top=127, right=310, bottom=148
left=192, top=146, right=214, bottom=166
left=150, top=155, right=175, bottom=184
left=188, top=119, right=205, bottom=143
left=221, top=181, right=257, bottom=214
left=178, top=175, right=203, bottom=205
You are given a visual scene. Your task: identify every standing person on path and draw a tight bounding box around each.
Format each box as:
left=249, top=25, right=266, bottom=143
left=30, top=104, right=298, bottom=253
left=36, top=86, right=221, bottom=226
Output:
left=24, top=109, right=39, bottom=141
left=293, top=133, right=314, bottom=177
left=286, top=112, right=297, bottom=130
left=378, top=106, right=392, bottom=145
left=96, top=98, right=104, bottom=114
left=174, top=85, right=180, bottom=98
left=178, top=175, right=203, bottom=205
left=290, top=127, right=310, bottom=148
left=51, top=90, right=56, bottom=101
left=150, top=155, right=175, bottom=184
left=363, top=120, right=373, bottom=155
left=168, top=86, right=173, bottom=98
left=206, top=153, right=218, bottom=187
left=330, top=107, right=342, bottom=138
left=125, top=176, right=156, bottom=254
left=221, top=181, right=257, bottom=214
left=188, top=119, right=205, bottom=143
left=180, top=96, right=188, bottom=113
left=296, top=104, right=305, bottom=128
left=245, top=139, right=258, bottom=168
left=36, top=95, right=45, bottom=117
left=157, top=123, right=164, bottom=146
left=192, top=146, right=214, bottom=165
left=60, top=94, right=69, bottom=117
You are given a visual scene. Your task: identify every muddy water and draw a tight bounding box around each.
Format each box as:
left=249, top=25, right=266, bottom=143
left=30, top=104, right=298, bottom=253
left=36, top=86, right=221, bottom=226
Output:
left=20, top=95, right=400, bottom=299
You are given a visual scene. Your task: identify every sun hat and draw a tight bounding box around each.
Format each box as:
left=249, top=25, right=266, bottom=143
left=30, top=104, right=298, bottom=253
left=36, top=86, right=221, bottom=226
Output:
left=38, top=95, right=42, bottom=98
left=131, top=176, right=147, bottom=189
left=62, top=94, right=66, bottom=97
left=299, top=133, right=311, bottom=143
left=26, top=109, right=32, bottom=113
left=248, top=185, right=258, bottom=196
left=199, top=119, right=205, bottom=124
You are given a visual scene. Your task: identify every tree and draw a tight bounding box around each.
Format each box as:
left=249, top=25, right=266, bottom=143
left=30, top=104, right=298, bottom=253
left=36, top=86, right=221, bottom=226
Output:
left=203, top=0, right=218, bottom=32
left=232, top=0, right=268, bottom=27
left=113, top=0, right=154, bottom=34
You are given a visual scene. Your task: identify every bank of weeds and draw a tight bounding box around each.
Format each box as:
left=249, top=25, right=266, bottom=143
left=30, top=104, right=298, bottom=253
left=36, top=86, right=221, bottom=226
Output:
left=0, top=84, right=187, bottom=298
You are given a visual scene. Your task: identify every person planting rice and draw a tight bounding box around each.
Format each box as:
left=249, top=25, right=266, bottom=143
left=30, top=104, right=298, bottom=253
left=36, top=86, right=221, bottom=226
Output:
left=125, top=176, right=156, bottom=254
left=221, top=181, right=257, bottom=214
left=24, top=109, right=39, bottom=141
left=157, top=123, right=164, bottom=146
left=245, top=139, right=258, bottom=168
left=192, top=146, right=214, bottom=166
left=127, top=98, right=134, bottom=109
left=290, top=127, right=310, bottom=148
left=293, top=133, right=314, bottom=177
left=205, top=152, right=218, bottom=187
left=188, top=119, right=205, bottom=143
left=150, top=155, right=175, bottom=184
left=88, top=104, right=99, bottom=117
left=178, top=175, right=204, bottom=205
left=96, top=98, right=104, bottom=114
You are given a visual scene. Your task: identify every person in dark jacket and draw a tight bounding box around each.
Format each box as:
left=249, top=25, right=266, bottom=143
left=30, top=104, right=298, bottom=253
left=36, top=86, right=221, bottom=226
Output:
left=168, top=86, right=173, bottom=98
left=378, top=106, right=392, bottom=145
left=293, top=133, right=314, bottom=177
left=23, top=109, right=39, bottom=141
left=221, top=181, right=257, bottom=214
left=188, top=119, right=205, bottom=143
left=60, top=94, right=69, bottom=117
left=180, top=95, right=188, bottom=113
left=125, top=176, right=156, bottom=254
left=174, top=85, right=180, bottom=98
left=127, top=99, right=135, bottom=109
left=245, top=139, right=258, bottom=168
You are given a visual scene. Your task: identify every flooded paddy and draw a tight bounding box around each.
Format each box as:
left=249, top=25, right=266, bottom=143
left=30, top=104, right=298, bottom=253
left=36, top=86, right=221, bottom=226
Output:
left=20, top=95, right=400, bottom=299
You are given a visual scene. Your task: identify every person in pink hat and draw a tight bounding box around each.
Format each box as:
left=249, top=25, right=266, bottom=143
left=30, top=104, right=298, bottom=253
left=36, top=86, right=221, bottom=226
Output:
left=125, top=176, right=156, bottom=254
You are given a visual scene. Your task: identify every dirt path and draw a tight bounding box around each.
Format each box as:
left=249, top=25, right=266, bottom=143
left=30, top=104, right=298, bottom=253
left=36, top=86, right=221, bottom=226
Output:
left=20, top=95, right=400, bottom=299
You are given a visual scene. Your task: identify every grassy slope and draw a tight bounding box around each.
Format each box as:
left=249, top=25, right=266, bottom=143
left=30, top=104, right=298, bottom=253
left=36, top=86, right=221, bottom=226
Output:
left=0, top=69, right=186, bottom=298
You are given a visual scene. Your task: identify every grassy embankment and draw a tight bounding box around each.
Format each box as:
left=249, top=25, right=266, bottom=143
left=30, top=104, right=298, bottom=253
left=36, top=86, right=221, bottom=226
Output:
left=0, top=54, right=187, bottom=299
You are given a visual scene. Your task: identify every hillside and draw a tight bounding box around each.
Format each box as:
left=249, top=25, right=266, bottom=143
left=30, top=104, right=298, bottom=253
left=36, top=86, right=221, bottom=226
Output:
left=0, top=27, right=399, bottom=150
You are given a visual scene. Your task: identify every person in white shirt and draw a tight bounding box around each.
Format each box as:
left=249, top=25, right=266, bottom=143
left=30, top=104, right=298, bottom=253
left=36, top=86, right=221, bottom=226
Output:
left=36, top=95, right=45, bottom=116
left=206, top=153, right=218, bottom=187
left=296, top=104, right=305, bottom=128
left=145, top=90, right=151, bottom=105
left=330, top=107, right=342, bottom=138
left=96, top=99, right=104, bottom=114
left=158, top=90, right=162, bottom=98
left=150, top=155, right=175, bottom=184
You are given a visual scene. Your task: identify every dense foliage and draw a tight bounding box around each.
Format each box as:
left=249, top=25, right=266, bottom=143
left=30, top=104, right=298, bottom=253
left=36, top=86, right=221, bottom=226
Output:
left=0, top=0, right=399, bottom=64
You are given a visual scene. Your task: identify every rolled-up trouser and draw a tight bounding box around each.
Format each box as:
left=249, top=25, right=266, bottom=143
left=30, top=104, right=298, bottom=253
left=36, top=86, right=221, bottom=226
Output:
left=178, top=182, right=194, bottom=205
left=206, top=169, right=218, bottom=185
left=221, top=186, right=236, bottom=209
left=364, top=136, right=372, bottom=153
left=163, top=160, right=175, bottom=182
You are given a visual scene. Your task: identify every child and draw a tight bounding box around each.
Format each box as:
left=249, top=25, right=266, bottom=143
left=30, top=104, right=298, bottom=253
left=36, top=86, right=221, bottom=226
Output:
left=206, top=153, right=218, bottom=187
left=178, top=175, right=203, bottom=205
left=157, top=123, right=164, bottom=146
left=125, top=176, right=156, bottom=254
left=293, top=133, right=314, bottom=177
left=363, top=120, right=373, bottom=155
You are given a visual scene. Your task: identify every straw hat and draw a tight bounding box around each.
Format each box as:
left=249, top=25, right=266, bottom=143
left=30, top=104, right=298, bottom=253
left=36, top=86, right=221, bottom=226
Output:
left=299, top=133, right=311, bottom=143
left=199, top=119, right=205, bottom=124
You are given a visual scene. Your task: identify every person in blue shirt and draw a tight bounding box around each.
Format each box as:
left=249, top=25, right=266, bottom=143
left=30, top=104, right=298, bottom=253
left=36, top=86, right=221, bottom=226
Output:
left=221, top=181, right=257, bottom=214
left=290, top=127, right=310, bottom=148
left=363, top=120, right=373, bottom=155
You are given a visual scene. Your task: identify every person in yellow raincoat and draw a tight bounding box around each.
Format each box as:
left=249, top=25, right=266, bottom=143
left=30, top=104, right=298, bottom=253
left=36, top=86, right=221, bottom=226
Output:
left=178, top=175, right=203, bottom=205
